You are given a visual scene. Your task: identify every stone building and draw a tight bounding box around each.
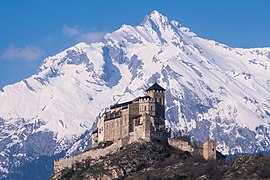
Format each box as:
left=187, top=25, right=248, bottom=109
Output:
left=91, top=83, right=217, bottom=161
left=91, top=83, right=170, bottom=148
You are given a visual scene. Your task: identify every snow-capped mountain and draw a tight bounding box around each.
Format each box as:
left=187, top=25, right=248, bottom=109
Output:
left=1, top=10, right=270, bottom=178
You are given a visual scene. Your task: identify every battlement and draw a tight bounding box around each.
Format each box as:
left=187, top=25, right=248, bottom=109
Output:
left=168, top=138, right=194, bottom=152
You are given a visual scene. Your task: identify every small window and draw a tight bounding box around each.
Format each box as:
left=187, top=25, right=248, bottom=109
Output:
left=151, top=106, right=153, bottom=111
left=144, top=106, right=146, bottom=111
left=135, top=118, right=140, bottom=126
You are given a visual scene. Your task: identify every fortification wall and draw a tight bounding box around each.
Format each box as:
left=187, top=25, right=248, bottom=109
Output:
left=104, top=117, right=122, bottom=142
left=121, top=108, right=129, bottom=138
left=53, top=139, right=124, bottom=174
left=129, top=102, right=139, bottom=120
left=129, top=124, right=146, bottom=143
left=168, top=138, right=194, bottom=152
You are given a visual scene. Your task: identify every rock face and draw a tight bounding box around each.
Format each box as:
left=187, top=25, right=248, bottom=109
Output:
left=51, top=140, right=270, bottom=180
left=0, top=10, right=270, bottom=178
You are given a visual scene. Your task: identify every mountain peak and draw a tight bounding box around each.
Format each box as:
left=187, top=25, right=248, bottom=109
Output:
left=142, top=10, right=169, bottom=26
left=149, top=10, right=165, bottom=19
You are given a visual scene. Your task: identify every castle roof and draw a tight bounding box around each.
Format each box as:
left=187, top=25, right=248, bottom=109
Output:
left=133, top=95, right=152, bottom=101
left=146, top=83, right=165, bottom=91
left=110, top=100, right=133, bottom=109
left=139, top=95, right=152, bottom=99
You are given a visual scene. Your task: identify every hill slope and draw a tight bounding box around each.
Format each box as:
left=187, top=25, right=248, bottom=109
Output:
left=51, top=140, right=270, bottom=180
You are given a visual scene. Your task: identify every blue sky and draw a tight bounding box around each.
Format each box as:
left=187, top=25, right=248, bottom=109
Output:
left=1, top=0, right=270, bottom=89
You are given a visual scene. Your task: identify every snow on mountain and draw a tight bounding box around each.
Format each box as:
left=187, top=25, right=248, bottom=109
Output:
left=0, top=10, right=270, bottom=178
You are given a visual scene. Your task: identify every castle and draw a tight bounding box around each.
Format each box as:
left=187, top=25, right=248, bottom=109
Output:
left=91, top=83, right=170, bottom=148
left=53, top=83, right=216, bottom=176
left=91, top=82, right=216, bottom=160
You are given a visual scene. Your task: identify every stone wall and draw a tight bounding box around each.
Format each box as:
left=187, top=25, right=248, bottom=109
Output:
left=97, top=116, right=105, bottom=142
left=129, top=115, right=147, bottom=143
left=121, top=108, right=129, bottom=138
left=138, top=98, right=156, bottom=117
left=53, top=139, right=125, bottom=176
left=128, top=102, right=139, bottom=120
left=168, top=138, right=194, bottom=152
left=104, top=117, right=122, bottom=142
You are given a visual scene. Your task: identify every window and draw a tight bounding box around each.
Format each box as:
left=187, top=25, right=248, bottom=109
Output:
left=144, top=106, right=146, bottom=111
left=135, top=118, right=140, bottom=126
left=150, top=106, right=153, bottom=111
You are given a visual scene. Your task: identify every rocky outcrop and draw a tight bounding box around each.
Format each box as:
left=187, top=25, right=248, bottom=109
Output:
left=222, top=156, right=270, bottom=179
left=51, top=140, right=191, bottom=179
left=51, top=140, right=270, bottom=180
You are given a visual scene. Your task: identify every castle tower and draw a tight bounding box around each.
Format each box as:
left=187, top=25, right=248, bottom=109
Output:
left=146, top=83, right=165, bottom=119
left=203, top=140, right=216, bottom=160
left=138, top=96, right=155, bottom=116
left=146, top=83, right=165, bottom=105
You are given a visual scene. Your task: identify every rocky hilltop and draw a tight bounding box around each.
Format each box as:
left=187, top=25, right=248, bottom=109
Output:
left=51, top=140, right=270, bottom=179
